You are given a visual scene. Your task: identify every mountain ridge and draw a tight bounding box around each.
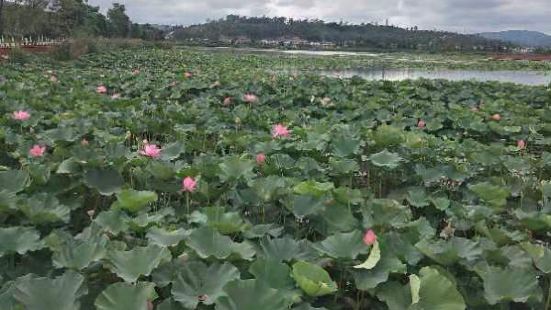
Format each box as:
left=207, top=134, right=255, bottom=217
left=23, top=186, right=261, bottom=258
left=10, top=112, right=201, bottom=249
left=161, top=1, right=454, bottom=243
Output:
left=477, top=30, right=551, bottom=48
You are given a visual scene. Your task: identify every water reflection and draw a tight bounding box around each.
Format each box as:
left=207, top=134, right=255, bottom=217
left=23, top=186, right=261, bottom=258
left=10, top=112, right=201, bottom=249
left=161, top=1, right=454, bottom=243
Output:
left=322, top=68, right=551, bottom=86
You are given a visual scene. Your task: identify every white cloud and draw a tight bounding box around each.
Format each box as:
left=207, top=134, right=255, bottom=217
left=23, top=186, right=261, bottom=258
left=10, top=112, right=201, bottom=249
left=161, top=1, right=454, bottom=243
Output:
left=87, top=0, right=551, bottom=33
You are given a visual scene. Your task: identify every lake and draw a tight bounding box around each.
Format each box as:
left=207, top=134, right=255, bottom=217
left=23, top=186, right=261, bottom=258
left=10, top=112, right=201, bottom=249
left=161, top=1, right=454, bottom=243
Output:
left=322, top=68, right=551, bottom=86
left=197, top=47, right=551, bottom=86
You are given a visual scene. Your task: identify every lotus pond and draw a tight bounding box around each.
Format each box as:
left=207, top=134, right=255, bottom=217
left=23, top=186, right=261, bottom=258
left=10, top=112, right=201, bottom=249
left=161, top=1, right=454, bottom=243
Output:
left=0, top=48, right=550, bottom=310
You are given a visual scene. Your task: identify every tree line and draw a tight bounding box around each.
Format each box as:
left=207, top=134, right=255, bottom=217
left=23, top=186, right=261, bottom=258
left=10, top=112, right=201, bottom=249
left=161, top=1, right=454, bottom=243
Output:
left=174, top=15, right=513, bottom=52
left=0, top=0, right=164, bottom=40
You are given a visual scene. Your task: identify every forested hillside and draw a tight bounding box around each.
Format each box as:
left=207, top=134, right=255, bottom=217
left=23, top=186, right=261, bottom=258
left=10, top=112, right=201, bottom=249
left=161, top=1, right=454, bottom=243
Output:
left=0, top=0, right=164, bottom=40
left=174, top=15, right=512, bottom=52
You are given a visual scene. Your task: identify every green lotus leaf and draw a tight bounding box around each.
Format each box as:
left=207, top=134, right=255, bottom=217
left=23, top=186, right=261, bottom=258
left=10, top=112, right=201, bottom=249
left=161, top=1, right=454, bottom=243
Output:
left=112, top=189, right=158, bottom=213
left=217, top=156, right=255, bottom=182
left=469, top=182, right=510, bottom=208
left=249, top=176, right=288, bottom=202
left=415, top=237, right=482, bottom=265
left=146, top=226, right=189, bottom=247
left=407, top=187, right=430, bottom=208
left=520, top=242, right=551, bottom=273
left=411, top=267, right=466, bottom=310
left=171, top=261, right=240, bottom=308
left=104, top=143, right=129, bottom=160
left=56, top=158, right=81, bottom=174
left=331, top=134, right=362, bottom=157
left=293, top=180, right=334, bottom=198
left=84, top=168, right=124, bottom=196
left=372, top=125, right=404, bottom=147
left=0, top=190, right=18, bottom=212
left=242, top=224, right=283, bottom=239
left=0, top=281, right=18, bottom=310
left=190, top=207, right=247, bottom=234
left=289, top=194, right=327, bottom=217
left=292, top=303, right=328, bottom=310
left=368, top=149, right=403, bottom=169
left=362, top=199, right=412, bottom=228
left=106, top=245, right=172, bottom=283
left=477, top=265, right=543, bottom=305
left=146, top=161, right=175, bottom=180
left=50, top=234, right=108, bottom=270
left=215, top=279, right=291, bottom=310
left=328, top=158, right=360, bottom=176
left=249, top=259, right=295, bottom=290
left=161, top=141, right=186, bottom=161
left=332, top=187, right=363, bottom=205
left=430, top=195, right=450, bottom=211
left=271, top=153, right=297, bottom=171
left=497, top=245, right=533, bottom=269
left=19, top=193, right=71, bottom=224
left=95, top=282, right=156, bottom=310
left=514, top=209, right=551, bottom=231
left=28, top=164, right=50, bottom=185
left=376, top=281, right=412, bottom=310
left=0, top=170, right=29, bottom=193
left=313, top=230, right=368, bottom=259
left=318, top=201, right=359, bottom=234
left=0, top=226, right=43, bottom=257
left=353, top=253, right=406, bottom=290
left=259, top=236, right=317, bottom=262
left=94, top=209, right=131, bottom=234
left=186, top=226, right=255, bottom=260
left=291, top=261, right=337, bottom=297
left=152, top=258, right=188, bottom=287
left=128, top=208, right=174, bottom=230
left=42, top=127, right=78, bottom=143
left=157, top=298, right=186, bottom=310
left=13, top=271, right=87, bottom=310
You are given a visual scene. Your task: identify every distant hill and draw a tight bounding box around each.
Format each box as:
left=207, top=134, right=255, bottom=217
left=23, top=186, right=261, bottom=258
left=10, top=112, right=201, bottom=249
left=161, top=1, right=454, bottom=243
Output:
left=173, top=15, right=510, bottom=52
left=478, top=30, right=551, bottom=48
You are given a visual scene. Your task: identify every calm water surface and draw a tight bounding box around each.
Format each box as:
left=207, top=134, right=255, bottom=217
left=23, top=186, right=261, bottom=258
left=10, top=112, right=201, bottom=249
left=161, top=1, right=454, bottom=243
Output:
left=198, top=47, right=551, bottom=86
left=322, top=68, right=551, bottom=86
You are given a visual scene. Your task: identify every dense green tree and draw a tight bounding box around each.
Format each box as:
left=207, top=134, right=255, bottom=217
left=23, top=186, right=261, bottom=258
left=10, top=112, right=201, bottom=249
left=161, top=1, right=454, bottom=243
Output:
left=0, top=0, right=167, bottom=40
left=0, top=0, right=5, bottom=35
left=107, top=3, right=130, bottom=38
left=174, top=15, right=511, bottom=52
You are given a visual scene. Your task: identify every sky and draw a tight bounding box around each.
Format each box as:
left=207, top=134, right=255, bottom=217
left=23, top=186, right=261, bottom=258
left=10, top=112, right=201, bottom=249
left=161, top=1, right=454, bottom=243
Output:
left=87, top=0, right=551, bottom=34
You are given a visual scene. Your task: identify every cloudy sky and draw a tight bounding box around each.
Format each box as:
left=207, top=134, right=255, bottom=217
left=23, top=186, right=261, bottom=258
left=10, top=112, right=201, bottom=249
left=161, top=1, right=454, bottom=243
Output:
left=87, top=0, right=551, bottom=34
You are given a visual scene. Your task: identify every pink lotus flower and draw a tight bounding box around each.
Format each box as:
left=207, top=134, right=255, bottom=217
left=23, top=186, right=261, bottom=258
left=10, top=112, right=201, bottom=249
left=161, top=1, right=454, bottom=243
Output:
left=243, top=93, right=258, bottom=103
left=517, top=139, right=526, bottom=150
left=256, top=153, right=266, bottom=165
left=223, top=97, right=232, bottom=106
left=182, top=177, right=197, bottom=192
left=139, top=144, right=161, bottom=158
left=132, top=69, right=140, bottom=75
left=12, top=110, right=31, bottom=121
left=363, top=229, right=377, bottom=246
left=29, top=145, right=46, bottom=158
left=184, top=71, right=193, bottom=78
left=272, top=124, right=290, bottom=138
left=417, top=120, right=426, bottom=129
left=96, top=85, right=107, bottom=94
left=491, top=114, right=501, bottom=121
